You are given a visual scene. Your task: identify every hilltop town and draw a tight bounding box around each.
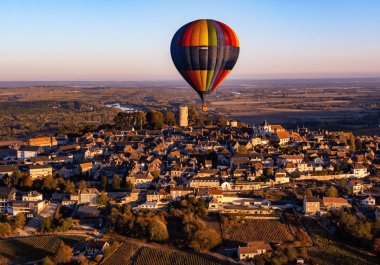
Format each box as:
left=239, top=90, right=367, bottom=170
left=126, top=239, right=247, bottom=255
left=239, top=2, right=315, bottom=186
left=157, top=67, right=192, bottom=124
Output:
left=0, top=108, right=380, bottom=265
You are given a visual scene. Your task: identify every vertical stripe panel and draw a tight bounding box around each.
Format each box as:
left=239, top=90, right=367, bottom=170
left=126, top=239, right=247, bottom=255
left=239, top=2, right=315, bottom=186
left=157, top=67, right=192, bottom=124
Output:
left=199, top=20, right=208, bottom=46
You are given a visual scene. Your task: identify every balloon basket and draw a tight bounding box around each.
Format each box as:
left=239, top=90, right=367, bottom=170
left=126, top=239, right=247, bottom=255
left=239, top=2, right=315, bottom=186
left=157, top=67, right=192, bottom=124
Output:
left=202, top=105, right=208, bottom=111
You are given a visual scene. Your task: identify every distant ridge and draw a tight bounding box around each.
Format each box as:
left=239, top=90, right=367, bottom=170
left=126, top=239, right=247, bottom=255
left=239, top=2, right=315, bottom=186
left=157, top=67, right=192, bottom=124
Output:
left=0, top=78, right=379, bottom=88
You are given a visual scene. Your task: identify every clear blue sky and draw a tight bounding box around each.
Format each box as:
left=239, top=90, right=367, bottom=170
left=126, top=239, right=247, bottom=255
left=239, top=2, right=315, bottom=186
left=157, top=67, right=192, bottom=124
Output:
left=0, top=0, right=379, bottom=81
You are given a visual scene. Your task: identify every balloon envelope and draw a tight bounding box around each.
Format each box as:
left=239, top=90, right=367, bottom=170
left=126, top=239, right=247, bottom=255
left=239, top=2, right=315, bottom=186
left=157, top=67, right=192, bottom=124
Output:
left=170, top=19, right=240, bottom=102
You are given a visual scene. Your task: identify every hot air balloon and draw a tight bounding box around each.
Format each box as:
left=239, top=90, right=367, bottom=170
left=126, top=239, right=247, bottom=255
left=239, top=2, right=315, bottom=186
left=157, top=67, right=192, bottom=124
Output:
left=170, top=19, right=240, bottom=111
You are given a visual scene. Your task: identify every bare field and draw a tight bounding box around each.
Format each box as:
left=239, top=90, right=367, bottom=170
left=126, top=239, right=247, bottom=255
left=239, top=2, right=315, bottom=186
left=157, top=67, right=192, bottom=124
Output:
left=1, top=78, right=379, bottom=132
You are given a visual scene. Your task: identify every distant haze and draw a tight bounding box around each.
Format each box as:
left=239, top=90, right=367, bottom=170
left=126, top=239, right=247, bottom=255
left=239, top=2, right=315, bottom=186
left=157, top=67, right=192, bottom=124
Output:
left=1, top=78, right=380, bottom=88
left=1, top=0, right=379, bottom=81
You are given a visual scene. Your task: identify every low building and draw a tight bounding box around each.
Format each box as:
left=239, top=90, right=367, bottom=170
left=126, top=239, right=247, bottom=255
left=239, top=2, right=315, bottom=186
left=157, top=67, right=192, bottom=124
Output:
left=86, top=240, right=109, bottom=255
left=139, top=201, right=158, bottom=211
left=238, top=241, right=272, bottom=261
left=0, top=187, right=17, bottom=213
left=347, top=180, right=363, bottom=194
left=303, top=196, right=321, bottom=215
left=189, top=177, right=219, bottom=189
left=17, top=145, right=44, bottom=159
left=28, top=165, right=52, bottom=179
left=322, top=197, right=351, bottom=211
left=358, top=195, right=376, bottom=206
left=170, top=186, right=193, bottom=201
left=209, top=189, right=223, bottom=203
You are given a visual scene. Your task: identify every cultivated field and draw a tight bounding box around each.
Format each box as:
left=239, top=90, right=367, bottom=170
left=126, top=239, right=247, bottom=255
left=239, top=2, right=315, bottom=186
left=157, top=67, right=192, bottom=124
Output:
left=0, top=235, right=88, bottom=264
left=102, top=241, right=141, bottom=265
left=305, top=220, right=374, bottom=265
left=223, top=219, right=294, bottom=245
left=134, top=247, right=222, bottom=265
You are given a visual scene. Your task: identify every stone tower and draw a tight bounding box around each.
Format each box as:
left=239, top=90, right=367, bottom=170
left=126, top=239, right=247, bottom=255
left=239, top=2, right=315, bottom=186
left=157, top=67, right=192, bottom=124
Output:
left=178, top=106, right=188, bottom=127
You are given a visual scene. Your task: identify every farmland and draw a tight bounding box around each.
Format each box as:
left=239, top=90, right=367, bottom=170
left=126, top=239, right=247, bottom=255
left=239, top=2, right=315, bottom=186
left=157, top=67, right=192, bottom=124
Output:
left=101, top=241, right=141, bottom=265
left=223, top=219, right=294, bottom=246
left=305, top=220, right=374, bottom=265
left=0, top=235, right=88, bottom=264
left=133, top=247, right=222, bottom=265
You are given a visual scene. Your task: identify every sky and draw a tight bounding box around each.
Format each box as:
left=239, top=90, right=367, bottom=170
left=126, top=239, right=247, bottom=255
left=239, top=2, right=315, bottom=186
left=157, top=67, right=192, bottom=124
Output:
left=0, top=0, right=379, bottom=81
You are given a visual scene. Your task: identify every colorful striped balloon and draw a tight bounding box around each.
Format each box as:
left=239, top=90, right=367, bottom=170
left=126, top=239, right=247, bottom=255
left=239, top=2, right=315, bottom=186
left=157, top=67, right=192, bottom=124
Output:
left=170, top=19, right=240, bottom=102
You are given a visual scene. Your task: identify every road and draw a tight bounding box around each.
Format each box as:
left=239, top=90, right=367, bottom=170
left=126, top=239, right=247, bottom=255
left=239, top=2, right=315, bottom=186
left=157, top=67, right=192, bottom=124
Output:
left=22, top=202, right=59, bottom=234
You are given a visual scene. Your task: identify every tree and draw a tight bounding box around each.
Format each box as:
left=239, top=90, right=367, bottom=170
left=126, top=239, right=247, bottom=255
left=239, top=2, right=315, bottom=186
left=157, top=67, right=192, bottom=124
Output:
left=12, top=171, right=22, bottom=187
left=54, top=241, right=73, bottom=264
left=373, top=238, right=380, bottom=253
left=343, top=187, right=352, bottom=196
left=40, top=217, right=53, bottom=233
left=114, top=112, right=132, bottom=129
left=14, top=213, right=26, bottom=227
left=0, top=222, right=12, bottom=236
left=42, top=257, right=56, bottom=265
left=77, top=255, right=90, bottom=265
left=151, top=171, right=160, bottom=181
left=216, top=117, right=227, bottom=127
left=188, top=108, right=199, bottom=124
left=78, top=180, right=88, bottom=191
left=42, top=175, right=57, bottom=191
left=63, top=180, right=75, bottom=193
left=21, top=175, right=33, bottom=189
left=237, top=145, right=247, bottom=154
left=112, top=175, right=122, bottom=190
left=292, top=171, right=301, bottom=178
left=125, top=180, right=134, bottom=192
left=189, top=229, right=221, bottom=252
left=164, top=111, right=177, bottom=126
left=148, top=220, right=169, bottom=243
left=304, top=189, right=312, bottom=197
left=135, top=111, right=146, bottom=130
left=146, top=110, right=164, bottom=130
left=348, top=133, right=355, bottom=150
left=2, top=174, right=12, bottom=187
left=325, top=186, right=338, bottom=197
left=264, top=168, right=273, bottom=178
left=101, top=176, right=108, bottom=190
left=355, top=139, right=363, bottom=151
left=97, top=191, right=110, bottom=205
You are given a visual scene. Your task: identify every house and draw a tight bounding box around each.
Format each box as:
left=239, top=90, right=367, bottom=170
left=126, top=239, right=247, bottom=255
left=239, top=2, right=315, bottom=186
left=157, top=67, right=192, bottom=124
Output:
left=189, top=177, right=220, bottom=189
left=303, top=196, right=321, bottom=215
left=352, top=164, right=367, bottom=177
left=17, top=145, right=44, bottom=159
left=27, top=136, right=57, bottom=151
left=238, top=241, right=272, bottom=261
left=126, top=172, right=154, bottom=189
left=77, top=205, right=100, bottom=225
left=79, top=162, right=94, bottom=175
left=70, top=188, right=99, bottom=204
left=274, top=170, right=289, bottom=184
left=22, top=191, right=43, bottom=201
left=123, top=189, right=147, bottom=203
left=7, top=200, right=45, bottom=217
left=0, top=187, right=17, bottom=213
left=322, top=197, right=351, bottom=211
left=146, top=190, right=160, bottom=202
left=277, top=155, right=303, bottom=166
left=170, top=186, right=193, bottom=201
left=28, top=165, right=52, bottom=179
left=274, top=131, right=290, bottom=145
left=358, top=195, right=376, bottom=206
left=86, top=240, right=109, bottom=255
left=347, top=180, right=363, bottom=194
left=0, top=165, right=18, bottom=178
left=139, top=201, right=158, bottom=211
left=208, top=189, right=223, bottom=203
